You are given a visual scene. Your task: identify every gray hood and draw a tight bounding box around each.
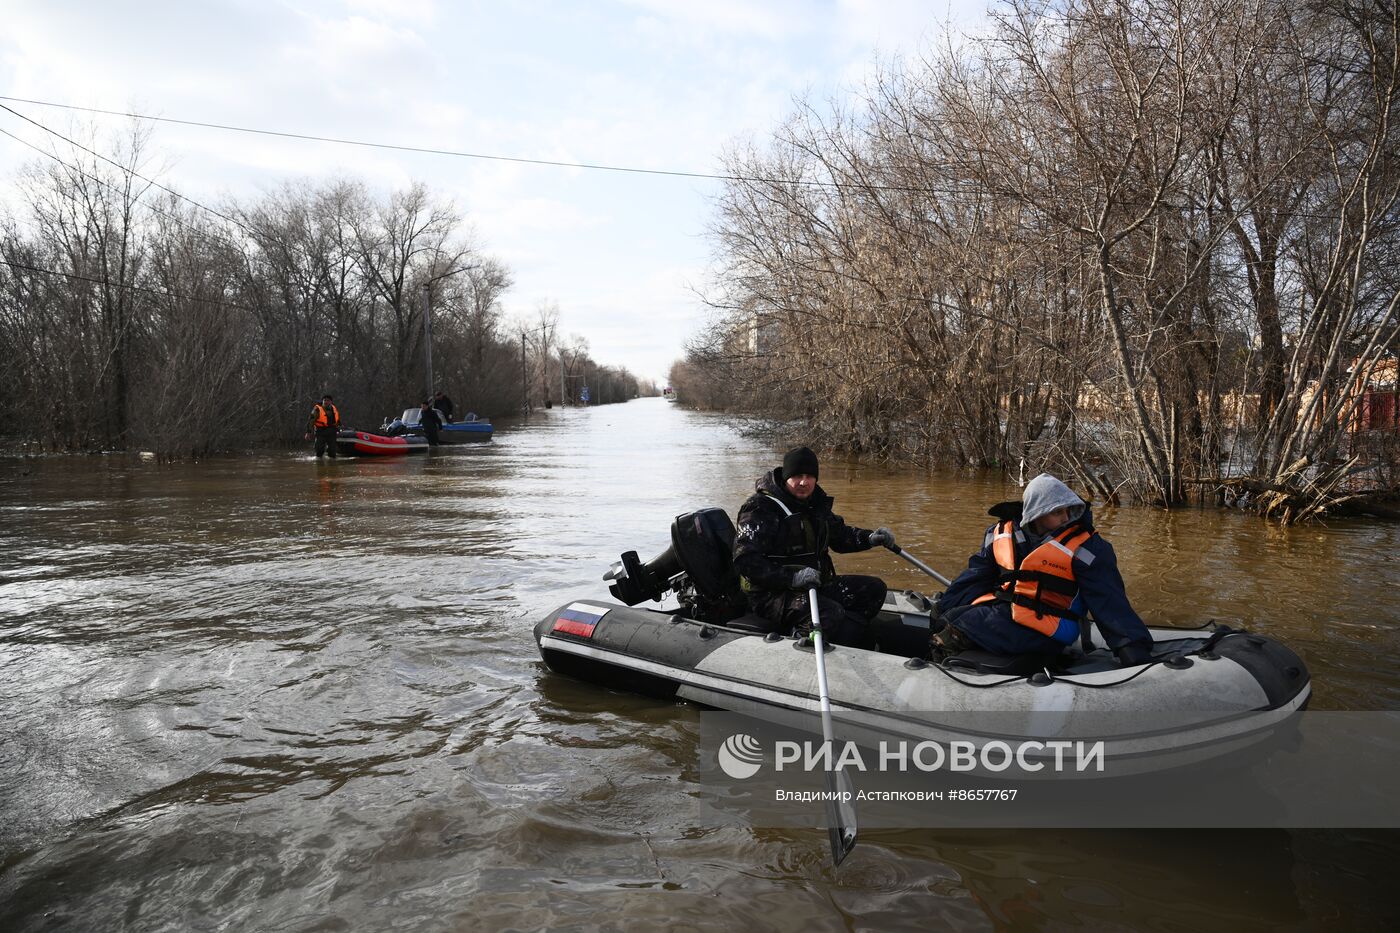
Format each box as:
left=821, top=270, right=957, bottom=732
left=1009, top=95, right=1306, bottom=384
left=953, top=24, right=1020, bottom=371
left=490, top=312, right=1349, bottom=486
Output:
left=1021, top=473, right=1086, bottom=530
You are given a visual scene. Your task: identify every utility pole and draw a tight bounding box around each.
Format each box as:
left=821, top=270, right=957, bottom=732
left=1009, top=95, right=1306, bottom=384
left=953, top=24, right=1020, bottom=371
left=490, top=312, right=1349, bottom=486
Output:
left=560, top=351, right=568, bottom=408
left=520, top=332, right=528, bottom=413
left=422, top=285, right=434, bottom=400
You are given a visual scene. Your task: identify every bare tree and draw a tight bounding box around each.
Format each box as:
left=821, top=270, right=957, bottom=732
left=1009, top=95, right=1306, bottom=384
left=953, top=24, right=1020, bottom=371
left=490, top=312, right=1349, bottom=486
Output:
left=693, top=0, right=1400, bottom=520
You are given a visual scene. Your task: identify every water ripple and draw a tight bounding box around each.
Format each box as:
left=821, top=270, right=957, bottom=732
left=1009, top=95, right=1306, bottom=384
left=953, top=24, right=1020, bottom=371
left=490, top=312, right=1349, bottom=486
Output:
left=2, top=404, right=1398, bottom=931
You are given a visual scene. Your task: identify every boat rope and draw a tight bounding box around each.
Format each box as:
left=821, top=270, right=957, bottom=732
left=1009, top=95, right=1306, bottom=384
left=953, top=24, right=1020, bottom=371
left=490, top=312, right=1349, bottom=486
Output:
left=928, top=667, right=1032, bottom=689
left=1034, top=660, right=1165, bottom=689
left=931, top=633, right=1233, bottom=690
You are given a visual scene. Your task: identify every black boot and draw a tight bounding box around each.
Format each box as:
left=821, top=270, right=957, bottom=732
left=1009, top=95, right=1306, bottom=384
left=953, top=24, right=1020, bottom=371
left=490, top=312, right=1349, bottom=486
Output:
left=929, top=622, right=975, bottom=662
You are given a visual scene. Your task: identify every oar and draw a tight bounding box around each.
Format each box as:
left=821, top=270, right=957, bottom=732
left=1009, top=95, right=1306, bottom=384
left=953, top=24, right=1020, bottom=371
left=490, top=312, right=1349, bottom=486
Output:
left=884, top=543, right=952, bottom=588
left=807, top=587, right=858, bottom=866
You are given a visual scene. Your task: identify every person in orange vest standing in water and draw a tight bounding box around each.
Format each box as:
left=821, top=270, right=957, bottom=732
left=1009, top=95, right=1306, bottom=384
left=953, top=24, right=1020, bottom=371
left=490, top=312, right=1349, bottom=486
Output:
left=933, top=473, right=1154, bottom=666
left=306, top=394, right=340, bottom=459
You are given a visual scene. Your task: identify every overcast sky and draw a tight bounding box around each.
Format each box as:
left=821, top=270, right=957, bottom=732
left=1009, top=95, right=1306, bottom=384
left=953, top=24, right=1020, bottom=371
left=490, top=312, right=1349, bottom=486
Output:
left=0, top=0, right=988, bottom=383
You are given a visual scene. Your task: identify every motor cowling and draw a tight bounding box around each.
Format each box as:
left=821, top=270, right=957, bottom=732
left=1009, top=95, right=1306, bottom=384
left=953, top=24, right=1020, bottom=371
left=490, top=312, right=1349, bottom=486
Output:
left=605, top=545, right=682, bottom=606
left=603, top=508, right=748, bottom=623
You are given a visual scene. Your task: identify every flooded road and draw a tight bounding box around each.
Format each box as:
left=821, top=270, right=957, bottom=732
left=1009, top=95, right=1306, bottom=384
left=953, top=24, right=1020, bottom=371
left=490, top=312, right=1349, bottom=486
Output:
left=2, top=398, right=1398, bottom=931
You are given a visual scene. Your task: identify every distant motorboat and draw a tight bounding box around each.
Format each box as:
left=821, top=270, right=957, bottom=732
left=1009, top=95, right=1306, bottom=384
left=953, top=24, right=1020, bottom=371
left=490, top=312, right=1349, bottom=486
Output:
left=381, top=407, right=494, bottom=443
left=440, top=419, right=494, bottom=442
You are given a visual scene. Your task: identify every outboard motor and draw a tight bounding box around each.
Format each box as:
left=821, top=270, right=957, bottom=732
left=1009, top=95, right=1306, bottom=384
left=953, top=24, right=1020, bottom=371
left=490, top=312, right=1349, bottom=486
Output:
left=605, top=508, right=748, bottom=624
left=604, top=544, right=682, bottom=606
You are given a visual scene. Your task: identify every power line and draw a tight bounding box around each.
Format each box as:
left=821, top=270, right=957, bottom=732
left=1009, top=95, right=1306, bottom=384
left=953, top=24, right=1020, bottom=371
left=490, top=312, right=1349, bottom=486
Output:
left=0, top=93, right=1376, bottom=223
left=0, top=93, right=970, bottom=195
left=0, top=101, right=255, bottom=236
left=0, top=95, right=1381, bottom=228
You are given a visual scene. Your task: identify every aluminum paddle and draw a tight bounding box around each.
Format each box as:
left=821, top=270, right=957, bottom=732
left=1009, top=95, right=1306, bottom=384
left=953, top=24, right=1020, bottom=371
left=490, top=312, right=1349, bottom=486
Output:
left=884, top=543, right=953, bottom=588
left=807, top=587, right=858, bottom=866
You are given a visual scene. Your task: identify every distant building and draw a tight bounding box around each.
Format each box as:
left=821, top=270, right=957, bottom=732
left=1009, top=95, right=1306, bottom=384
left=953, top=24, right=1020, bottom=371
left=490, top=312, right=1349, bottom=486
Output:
left=1297, top=355, right=1399, bottom=433
left=748, top=313, right=779, bottom=356
left=1352, top=357, right=1398, bottom=432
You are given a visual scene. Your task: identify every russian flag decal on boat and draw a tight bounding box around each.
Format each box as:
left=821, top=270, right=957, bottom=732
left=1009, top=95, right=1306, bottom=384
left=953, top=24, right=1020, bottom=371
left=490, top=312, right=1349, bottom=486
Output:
left=553, top=603, right=608, bottom=638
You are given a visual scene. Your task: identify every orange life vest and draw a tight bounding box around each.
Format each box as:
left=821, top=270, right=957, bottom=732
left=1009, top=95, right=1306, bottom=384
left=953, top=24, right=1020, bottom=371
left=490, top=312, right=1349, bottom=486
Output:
left=972, top=519, right=1092, bottom=644
left=312, top=403, right=339, bottom=429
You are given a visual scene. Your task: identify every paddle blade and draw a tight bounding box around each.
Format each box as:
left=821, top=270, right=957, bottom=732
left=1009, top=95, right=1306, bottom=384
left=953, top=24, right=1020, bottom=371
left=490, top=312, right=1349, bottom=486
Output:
left=824, top=768, right=858, bottom=866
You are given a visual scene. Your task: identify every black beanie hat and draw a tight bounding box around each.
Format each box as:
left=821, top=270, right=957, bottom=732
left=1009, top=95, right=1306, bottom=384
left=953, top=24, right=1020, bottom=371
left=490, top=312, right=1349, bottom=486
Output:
left=782, top=446, right=820, bottom=482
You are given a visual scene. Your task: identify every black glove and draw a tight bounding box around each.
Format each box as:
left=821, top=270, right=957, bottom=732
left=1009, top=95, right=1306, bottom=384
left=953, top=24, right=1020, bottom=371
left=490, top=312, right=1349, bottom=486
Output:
left=869, top=527, right=896, bottom=548
left=790, top=567, right=821, bottom=590
left=1114, top=642, right=1153, bottom=667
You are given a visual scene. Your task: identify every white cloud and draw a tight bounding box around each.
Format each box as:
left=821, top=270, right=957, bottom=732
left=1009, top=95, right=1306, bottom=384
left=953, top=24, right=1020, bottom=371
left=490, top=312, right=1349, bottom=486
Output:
left=475, top=195, right=608, bottom=242
left=835, top=0, right=956, bottom=51
left=280, top=13, right=438, bottom=93
left=345, top=0, right=438, bottom=24
left=621, top=0, right=810, bottom=40
left=407, top=99, right=468, bottom=132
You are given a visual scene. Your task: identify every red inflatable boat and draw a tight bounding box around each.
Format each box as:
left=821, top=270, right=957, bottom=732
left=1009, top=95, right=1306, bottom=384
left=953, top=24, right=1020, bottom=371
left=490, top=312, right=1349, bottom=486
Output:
left=334, top=430, right=429, bottom=456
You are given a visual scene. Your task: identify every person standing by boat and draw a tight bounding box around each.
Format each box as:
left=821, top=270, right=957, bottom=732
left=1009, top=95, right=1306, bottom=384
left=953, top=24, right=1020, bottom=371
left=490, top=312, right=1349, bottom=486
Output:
left=419, top=400, right=441, bottom=446
left=433, top=390, right=454, bottom=423
left=733, top=446, right=894, bottom=647
left=934, top=473, right=1154, bottom=666
left=306, top=394, right=340, bottom=459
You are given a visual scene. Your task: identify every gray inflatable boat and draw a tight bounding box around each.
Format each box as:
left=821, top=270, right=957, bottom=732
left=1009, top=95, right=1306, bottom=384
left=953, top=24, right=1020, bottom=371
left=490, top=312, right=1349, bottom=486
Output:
left=534, top=509, right=1312, bottom=775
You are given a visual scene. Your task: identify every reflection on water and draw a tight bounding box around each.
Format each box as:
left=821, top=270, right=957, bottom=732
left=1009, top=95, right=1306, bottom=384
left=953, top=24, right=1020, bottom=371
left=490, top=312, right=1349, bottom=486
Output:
left=2, top=399, right=1398, bottom=930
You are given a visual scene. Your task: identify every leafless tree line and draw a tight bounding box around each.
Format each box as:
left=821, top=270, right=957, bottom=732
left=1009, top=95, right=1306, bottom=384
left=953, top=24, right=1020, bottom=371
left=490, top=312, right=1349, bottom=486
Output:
left=683, top=0, right=1400, bottom=521
left=0, top=125, right=643, bottom=456
left=518, top=300, right=648, bottom=410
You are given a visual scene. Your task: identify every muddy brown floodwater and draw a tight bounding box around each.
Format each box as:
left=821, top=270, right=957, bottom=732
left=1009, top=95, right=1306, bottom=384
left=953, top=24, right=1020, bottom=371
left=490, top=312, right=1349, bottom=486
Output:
left=2, top=397, right=1398, bottom=930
